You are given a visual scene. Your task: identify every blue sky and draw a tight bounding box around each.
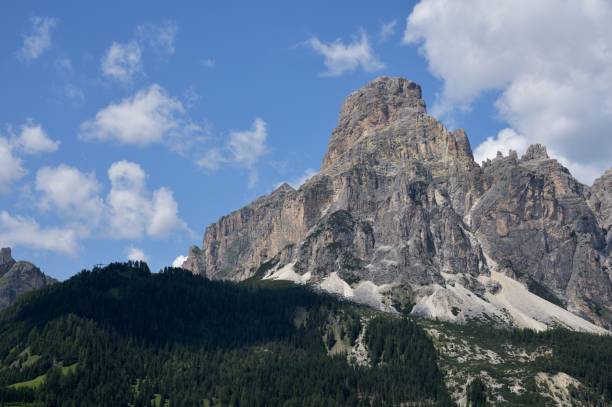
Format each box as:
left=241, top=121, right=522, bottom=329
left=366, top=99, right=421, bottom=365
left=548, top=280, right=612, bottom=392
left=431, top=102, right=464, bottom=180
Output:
left=2, top=1, right=610, bottom=279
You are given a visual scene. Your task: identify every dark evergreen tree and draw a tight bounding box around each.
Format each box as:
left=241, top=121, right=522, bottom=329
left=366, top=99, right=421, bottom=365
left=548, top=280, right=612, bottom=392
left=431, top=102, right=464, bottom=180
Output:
left=466, top=378, right=488, bottom=407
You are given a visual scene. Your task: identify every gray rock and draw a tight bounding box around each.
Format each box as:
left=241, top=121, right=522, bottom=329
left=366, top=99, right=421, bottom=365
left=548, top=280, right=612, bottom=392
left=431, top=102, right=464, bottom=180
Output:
left=184, top=77, right=612, bottom=328
left=588, top=168, right=612, bottom=253
left=471, top=151, right=612, bottom=327
left=0, top=248, right=56, bottom=309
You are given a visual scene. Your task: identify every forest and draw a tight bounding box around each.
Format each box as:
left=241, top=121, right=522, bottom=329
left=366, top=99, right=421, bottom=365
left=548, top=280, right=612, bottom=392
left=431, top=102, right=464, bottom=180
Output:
left=0, top=262, right=611, bottom=406
left=0, top=262, right=453, bottom=406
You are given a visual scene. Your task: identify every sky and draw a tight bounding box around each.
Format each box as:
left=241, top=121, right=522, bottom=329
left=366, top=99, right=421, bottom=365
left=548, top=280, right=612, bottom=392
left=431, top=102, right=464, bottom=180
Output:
left=1, top=0, right=611, bottom=280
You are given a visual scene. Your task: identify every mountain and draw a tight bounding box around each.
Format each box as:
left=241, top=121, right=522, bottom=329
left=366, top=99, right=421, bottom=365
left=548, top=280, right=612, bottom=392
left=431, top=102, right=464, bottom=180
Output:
left=0, top=248, right=55, bottom=309
left=183, top=77, right=612, bottom=331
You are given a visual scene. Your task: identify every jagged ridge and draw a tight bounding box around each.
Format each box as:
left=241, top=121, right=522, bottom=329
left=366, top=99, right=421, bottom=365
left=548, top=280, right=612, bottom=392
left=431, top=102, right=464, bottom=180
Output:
left=184, top=77, right=612, bottom=331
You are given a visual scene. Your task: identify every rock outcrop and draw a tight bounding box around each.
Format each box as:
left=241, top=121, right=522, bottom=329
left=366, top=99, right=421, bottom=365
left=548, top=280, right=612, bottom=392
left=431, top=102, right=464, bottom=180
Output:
left=472, top=147, right=611, bottom=327
left=0, top=248, right=56, bottom=309
left=184, top=77, right=612, bottom=330
left=588, top=168, right=612, bottom=252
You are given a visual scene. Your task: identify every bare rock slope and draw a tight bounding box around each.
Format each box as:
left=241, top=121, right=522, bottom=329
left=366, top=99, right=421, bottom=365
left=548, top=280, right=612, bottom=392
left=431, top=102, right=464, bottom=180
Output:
left=0, top=248, right=56, bottom=309
left=184, top=77, right=612, bottom=331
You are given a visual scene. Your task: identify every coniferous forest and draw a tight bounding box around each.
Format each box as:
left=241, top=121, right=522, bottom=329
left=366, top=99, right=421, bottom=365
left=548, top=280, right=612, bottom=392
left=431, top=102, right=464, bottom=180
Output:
left=0, top=262, right=610, bottom=406
left=0, top=262, right=454, bottom=406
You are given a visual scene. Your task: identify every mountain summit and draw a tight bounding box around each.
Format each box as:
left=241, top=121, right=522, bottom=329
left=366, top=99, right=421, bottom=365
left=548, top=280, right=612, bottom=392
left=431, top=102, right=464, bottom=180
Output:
left=184, top=77, right=612, bottom=331
left=0, top=247, right=56, bottom=309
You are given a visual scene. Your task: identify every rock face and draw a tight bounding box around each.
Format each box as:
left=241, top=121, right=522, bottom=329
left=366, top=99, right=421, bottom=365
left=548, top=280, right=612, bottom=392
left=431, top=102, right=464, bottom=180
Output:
left=184, top=77, right=612, bottom=330
left=589, top=169, right=612, bottom=251
left=0, top=248, right=56, bottom=309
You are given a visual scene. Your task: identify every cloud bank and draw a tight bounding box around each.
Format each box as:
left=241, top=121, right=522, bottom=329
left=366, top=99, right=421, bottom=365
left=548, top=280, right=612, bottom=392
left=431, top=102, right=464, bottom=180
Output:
left=405, top=0, right=612, bottom=184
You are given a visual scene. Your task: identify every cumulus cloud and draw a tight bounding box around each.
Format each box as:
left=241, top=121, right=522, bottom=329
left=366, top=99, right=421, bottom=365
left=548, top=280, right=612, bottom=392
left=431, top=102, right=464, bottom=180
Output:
left=4, top=160, right=187, bottom=257
left=127, top=246, right=148, bottom=262
left=172, top=255, right=187, bottom=268
left=33, top=161, right=187, bottom=244
left=148, top=188, right=186, bottom=237
left=102, top=21, right=177, bottom=81
left=306, top=31, right=385, bottom=76
left=0, top=138, right=26, bottom=193
left=36, top=165, right=104, bottom=229
left=0, top=211, right=77, bottom=256
left=19, top=16, right=56, bottom=61
left=80, top=84, right=184, bottom=146
left=473, top=128, right=530, bottom=165
left=106, top=161, right=187, bottom=239
left=404, top=0, right=612, bottom=184
left=229, top=118, right=268, bottom=167
left=0, top=121, right=59, bottom=194
left=101, top=41, right=142, bottom=82
left=13, top=122, right=60, bottom=154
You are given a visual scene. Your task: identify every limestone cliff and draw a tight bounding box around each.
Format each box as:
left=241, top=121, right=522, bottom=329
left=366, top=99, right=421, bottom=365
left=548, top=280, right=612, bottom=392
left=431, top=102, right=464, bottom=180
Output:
left=0, top=248, right=56, bottom=309
left=184, top=77, right=612, bottom=330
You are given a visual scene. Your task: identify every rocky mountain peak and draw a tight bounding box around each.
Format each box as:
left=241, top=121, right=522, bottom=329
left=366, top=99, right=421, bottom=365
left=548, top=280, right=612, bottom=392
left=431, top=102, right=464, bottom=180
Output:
left=0, top=248, right=16, bottom=277
left=0, top=248, right=56, bottom=309
left=521, top=144, right=549, bottom=161
left=273, top=182, right=295, bottom=194
left=589, top=168, right=612, bottom=250
left=184, top=78, right=612, bottom=331
left=1, top=247, right=12, bottom=263
left=321, top=77, right=426, bottom=170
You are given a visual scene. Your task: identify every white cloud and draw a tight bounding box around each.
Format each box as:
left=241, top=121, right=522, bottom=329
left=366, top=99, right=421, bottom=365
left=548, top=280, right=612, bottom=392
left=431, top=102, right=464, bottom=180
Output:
left=101, top=41, right=142, bottom=82
left=0, top=138, right=26, bottom=193
left=196, top=148, right=227, bottom=172
left=80, top=84, right=184, bottom=146
left=137, top=21, right=178, bottom=55
left=101, top=21, right=177, bottom=81
left=33, top=161, right=186, bottom=245
left=14, top=122, right=59, bottom=154
left=127, top=246, right=148, bottom=262
left=107, top=161, right=187, bottom=239
left=172, top=255, right=187, bottom=268
left=148, top=187, right=186, bottom=237
left=107, top=161, right=151, bottom=238
left=379, top=20, right=397, bottom=43
left=195, top=119, right=269, bottom=187
left=306, top=31, right=385, bottom=76
left=404, top=0, right=612, bottom=184
left=0, top=211, right=77, bottom=256
left=2, top=160, right=187, bottom=257
left=35, top=165, right=104, bottom=227
left=229, top=118, right=268, bottom=167
left=473, top=128, right=529, bottom=165
left=19, top=16, right=56, bottom=61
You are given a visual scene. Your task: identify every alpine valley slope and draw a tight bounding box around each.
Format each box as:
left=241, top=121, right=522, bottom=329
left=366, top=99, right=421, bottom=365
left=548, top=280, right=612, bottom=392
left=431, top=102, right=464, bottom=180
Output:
left=183, top=77, right=612, bottom=332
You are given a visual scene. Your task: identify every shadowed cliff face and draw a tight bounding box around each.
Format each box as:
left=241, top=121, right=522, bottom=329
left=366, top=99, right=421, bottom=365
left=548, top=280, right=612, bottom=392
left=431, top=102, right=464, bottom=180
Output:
left=184, top=77, right=612, bottom=329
